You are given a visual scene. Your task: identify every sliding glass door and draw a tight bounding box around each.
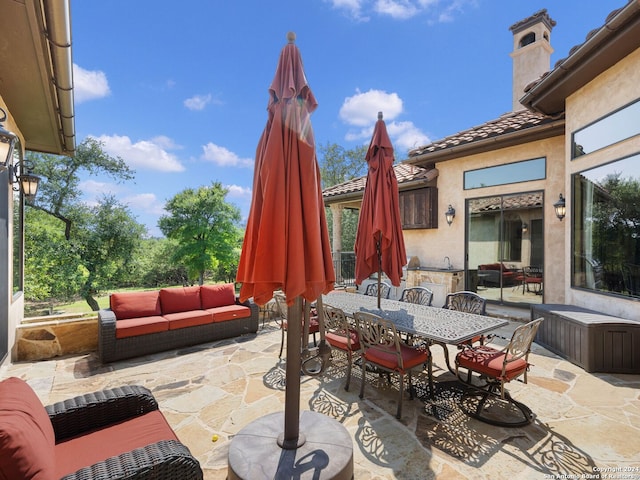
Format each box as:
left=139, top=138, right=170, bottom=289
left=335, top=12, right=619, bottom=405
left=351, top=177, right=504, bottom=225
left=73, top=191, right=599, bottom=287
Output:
left=466, top=191, right=544, bottom=305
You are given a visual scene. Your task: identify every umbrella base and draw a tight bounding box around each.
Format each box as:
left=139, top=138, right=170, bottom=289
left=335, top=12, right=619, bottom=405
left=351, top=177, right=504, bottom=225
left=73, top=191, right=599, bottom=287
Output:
left=228, top=411, right=353, bottom=480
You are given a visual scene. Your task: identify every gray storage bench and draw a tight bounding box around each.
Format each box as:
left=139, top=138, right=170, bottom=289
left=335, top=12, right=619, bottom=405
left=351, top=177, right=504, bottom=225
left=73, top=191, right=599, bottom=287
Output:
left=532, top=304, right=640, bottom=374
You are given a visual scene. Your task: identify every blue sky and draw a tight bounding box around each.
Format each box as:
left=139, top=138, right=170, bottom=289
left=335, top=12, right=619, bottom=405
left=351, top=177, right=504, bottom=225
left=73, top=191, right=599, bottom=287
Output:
left=70, top=0, right=621, bottom=237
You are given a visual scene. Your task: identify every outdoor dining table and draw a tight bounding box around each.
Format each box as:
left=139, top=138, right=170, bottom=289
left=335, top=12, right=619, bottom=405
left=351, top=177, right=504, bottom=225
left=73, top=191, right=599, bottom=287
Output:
left=321, top=290, right=509, bottom=393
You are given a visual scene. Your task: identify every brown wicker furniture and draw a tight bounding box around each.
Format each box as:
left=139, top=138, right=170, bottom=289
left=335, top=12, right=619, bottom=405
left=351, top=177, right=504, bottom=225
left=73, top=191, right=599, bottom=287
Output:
left=0, top=377, right=203, bottom=480
left=98, top=283, right=259, bottom=363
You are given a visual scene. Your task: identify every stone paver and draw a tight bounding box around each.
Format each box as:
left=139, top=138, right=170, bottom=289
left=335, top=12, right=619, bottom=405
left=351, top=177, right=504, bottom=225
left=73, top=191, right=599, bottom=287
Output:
left=2, top=321, right=639, bottom=479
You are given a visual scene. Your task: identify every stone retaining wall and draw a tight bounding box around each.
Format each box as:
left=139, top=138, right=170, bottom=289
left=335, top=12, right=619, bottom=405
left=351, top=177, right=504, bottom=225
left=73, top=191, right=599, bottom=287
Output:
left=14, top=315, right=98, bottom=362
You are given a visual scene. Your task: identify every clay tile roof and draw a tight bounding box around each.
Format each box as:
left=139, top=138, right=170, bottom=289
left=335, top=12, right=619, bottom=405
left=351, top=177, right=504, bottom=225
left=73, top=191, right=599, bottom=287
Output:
left=407, top=109, right=557, bottom=157
left=323, top=163, right=434, bottom=199
left=470, top=192, right=543, bottom=213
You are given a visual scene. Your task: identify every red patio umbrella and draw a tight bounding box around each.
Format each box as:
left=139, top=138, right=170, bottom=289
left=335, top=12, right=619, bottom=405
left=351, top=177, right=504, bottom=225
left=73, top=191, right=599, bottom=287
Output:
left=354, top=112, right=407, bottom=308
left=235, top=32, right=335, bottom=451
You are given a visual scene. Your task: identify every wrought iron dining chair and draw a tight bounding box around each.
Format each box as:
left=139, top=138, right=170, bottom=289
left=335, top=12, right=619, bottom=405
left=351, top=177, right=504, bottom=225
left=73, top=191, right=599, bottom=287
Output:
left=444, top=291, right=487, bottom=315
left=273, top=292, right=319, bottom=358
left=354, top=311, right=431, bottom=419
left=364, top=281, right=391, bottom=300
left=455, top=317, right=544, bottom=427
left=399, top=286, right=433, bottom=306
left=323, top=304, right=360, bottom=391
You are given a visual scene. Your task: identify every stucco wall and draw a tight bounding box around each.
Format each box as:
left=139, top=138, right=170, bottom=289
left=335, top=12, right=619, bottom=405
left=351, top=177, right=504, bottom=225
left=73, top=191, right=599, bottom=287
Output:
left=563, top=47, right=640, bottom=319
left=405, top=133, right=566, bottom=303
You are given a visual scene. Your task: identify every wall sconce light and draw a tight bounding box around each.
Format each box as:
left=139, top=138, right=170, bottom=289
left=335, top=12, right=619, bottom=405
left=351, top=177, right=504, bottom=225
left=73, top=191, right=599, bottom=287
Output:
left=522, top=222, right=528, bottom=233
left=0, top=107, right=18, bottom=172
left=11, top=161, right=41, bottom=203
left=553, top=193, right=566, bottom=221
left=445, top=204, right=456, bottom=226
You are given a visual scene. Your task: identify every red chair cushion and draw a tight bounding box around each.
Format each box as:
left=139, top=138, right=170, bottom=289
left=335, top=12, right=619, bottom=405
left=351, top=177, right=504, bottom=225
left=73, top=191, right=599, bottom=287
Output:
left=115, top=316, right=169, bottom=339
left=160, top=286, right=202, bottom=314
left=283, top=316, right=320, bottom=333
left=207, top=304, right=252, bottom=322
left=364, top=343, right=428, bottom=372
left=54, top=410, right=178, bottom=479
left=110, top=290, right=161, bottom=320
left=326, top=329, right=360, bottom=352
left=0, top=377, right=55, bottom=480
left=201, top=283, right=236, bottom=309
left=456, top=346, right=528, bottom=381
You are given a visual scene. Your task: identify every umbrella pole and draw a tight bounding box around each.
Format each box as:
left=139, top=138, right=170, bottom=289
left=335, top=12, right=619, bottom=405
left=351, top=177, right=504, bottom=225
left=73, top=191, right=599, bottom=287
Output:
left=377, top=233, right=382, bottom=309
left=278, top=295, right=306, bottom=449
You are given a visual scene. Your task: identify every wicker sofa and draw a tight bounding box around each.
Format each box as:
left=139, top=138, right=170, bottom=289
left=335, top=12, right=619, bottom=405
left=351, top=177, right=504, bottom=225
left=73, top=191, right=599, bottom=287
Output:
left=477, top=263, right=519, bottom=287
left=98, top=283, right=259, bottom=363
left=0, top=377, right=203, bottom=480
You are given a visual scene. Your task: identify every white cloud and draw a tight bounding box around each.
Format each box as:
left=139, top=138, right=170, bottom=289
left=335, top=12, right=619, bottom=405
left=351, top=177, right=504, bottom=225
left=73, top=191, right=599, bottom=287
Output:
left=94, top=134, right=185, bottom=172
left=122, top=193, right=167, bottom=216
left=184, top=94, right=212, bottom=111
left=340, top=89, right=403, bottom=127
left=201, top=143, right=253, bottom=168
left=73, top=64, right=110, bottom=103
left=386, top=120, right=431, bottom=154
left=225, top=184, right=252, bottom=199
left=326, top=0, right=469, bottom=21
left=339, top=89, right=429, bottom=156
left=79, top=179, right=120, bottom=197
left=374, top=0, right=418, bottom=19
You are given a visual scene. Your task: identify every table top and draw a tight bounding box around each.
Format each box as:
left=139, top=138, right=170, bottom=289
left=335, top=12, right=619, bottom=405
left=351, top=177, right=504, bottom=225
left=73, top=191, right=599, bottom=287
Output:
left=322, top=291, right=508, bottom=344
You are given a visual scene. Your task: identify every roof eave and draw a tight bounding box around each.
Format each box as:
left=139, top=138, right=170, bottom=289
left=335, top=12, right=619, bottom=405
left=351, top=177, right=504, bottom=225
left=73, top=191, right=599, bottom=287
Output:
left=521, top=1, right=640, bottom=116
left=406, top=119, right=565, bottom=166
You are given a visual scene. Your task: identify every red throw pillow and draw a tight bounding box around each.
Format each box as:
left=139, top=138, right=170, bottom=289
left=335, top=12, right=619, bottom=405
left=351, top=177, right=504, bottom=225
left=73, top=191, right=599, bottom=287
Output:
left=0, top=377, right=56, bottom=480
left=159, top=286, right=201, bottom=314
left=201, top=283, right=236, bottom=309
left=110, top=291, right=161, bottom=320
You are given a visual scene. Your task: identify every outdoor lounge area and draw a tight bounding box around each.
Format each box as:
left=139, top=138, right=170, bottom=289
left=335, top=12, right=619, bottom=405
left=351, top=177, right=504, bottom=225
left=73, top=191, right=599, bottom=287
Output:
left=2, top=316, right=638, bottom=479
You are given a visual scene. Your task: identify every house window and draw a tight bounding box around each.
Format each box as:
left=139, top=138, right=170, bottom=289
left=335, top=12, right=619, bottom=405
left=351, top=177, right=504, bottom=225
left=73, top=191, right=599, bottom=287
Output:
left=572, top=98, right=640, bottom=158
left=399, top=187, right=437, bottom=229
left=464, top=157, right=546, bottom=189
left=572, top=153, right=640, bottom=298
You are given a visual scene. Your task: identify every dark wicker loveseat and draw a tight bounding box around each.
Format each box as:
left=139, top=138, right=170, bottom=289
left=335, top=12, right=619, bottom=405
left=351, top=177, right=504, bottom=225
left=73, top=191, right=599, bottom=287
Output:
left=0, top=377, right=203, bottom=480
left=98, top=283, right=259, bottom=363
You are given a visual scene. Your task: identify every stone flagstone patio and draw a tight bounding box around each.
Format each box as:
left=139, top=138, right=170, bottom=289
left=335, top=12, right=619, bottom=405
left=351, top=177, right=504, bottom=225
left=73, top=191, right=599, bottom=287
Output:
left=1, top=319, right=639, bottom=479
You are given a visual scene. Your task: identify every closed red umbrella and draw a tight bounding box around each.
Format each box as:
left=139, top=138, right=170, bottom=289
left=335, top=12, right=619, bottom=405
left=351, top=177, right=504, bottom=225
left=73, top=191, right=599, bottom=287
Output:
left=234, top=32, right=336, bottom=456
left=355, top=112, right=407, bottom=307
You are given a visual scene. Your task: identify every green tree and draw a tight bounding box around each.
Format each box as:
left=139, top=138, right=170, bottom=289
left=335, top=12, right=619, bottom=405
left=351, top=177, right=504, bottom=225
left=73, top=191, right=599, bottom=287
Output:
left=24, top=138, right=144, bottom=310
left=318, top=142, right=368, bottom=251
left=27, top=137, right=134, bottom=240
left=72, top=196, right=146, bottom=310
left=158, top=183, right=242, bottom=285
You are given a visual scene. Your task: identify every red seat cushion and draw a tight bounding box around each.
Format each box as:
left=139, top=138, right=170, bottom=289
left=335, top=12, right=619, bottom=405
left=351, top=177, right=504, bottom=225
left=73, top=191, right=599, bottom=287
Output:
left=164, top=310, right=213, bottom=329
left=456, top=346, right=528, bottom=381
left=0, top=377, right=55, bottom=480
left=111, top=290, right=161, bottom=320
left=54, top=410, right=178, bottom=479
left=326, top=329, right=360, bottom=352
left=201, top=283, right=236, bottom=309
left=159, top=286, right=201, bottom=314
left=364, top=343, right=428, bottom=372
left=282, top=316, right=320, bottom=333
left=207, top=304, right=251, bottom=322
left=115, top=316, right=169, bottom=339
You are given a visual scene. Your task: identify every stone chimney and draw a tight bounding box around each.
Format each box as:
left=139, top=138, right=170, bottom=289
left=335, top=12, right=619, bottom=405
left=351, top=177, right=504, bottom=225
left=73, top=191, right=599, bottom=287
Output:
left=509, top=9, right=556, bottom=111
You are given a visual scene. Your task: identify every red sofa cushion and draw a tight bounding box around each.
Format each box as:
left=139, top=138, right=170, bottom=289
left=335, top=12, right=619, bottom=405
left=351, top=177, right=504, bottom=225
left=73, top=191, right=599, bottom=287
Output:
left=55, top=410, right=178, bottom=479
left=201, top=283, right=236, bottom=309
left=0, top=377, right=55, bottom=480
left=207, top=304, right=252, bottom=322
left=110, top=290, right=161, bottom=320
left=115, top=316, right=169, bottom=339
left=164, top=310, right=213, bottom=329
left=160, top=286, right=201, bottom=314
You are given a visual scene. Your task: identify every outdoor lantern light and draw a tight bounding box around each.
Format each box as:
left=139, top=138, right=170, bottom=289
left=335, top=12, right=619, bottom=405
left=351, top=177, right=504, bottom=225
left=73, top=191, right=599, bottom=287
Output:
left=0, top=107, right=18, bottom=172
left=554, top=193, right=566, bottom=221
left=522, top=222, right=528, bottom=233
left=445, top=204, right=456, bottom=226
left=11, top=161, right=41, bottom=203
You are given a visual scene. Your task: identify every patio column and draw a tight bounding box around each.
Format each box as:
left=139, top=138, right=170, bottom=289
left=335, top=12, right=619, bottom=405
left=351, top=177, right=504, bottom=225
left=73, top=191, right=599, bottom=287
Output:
left=330, top=204, right=343, bottom=284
